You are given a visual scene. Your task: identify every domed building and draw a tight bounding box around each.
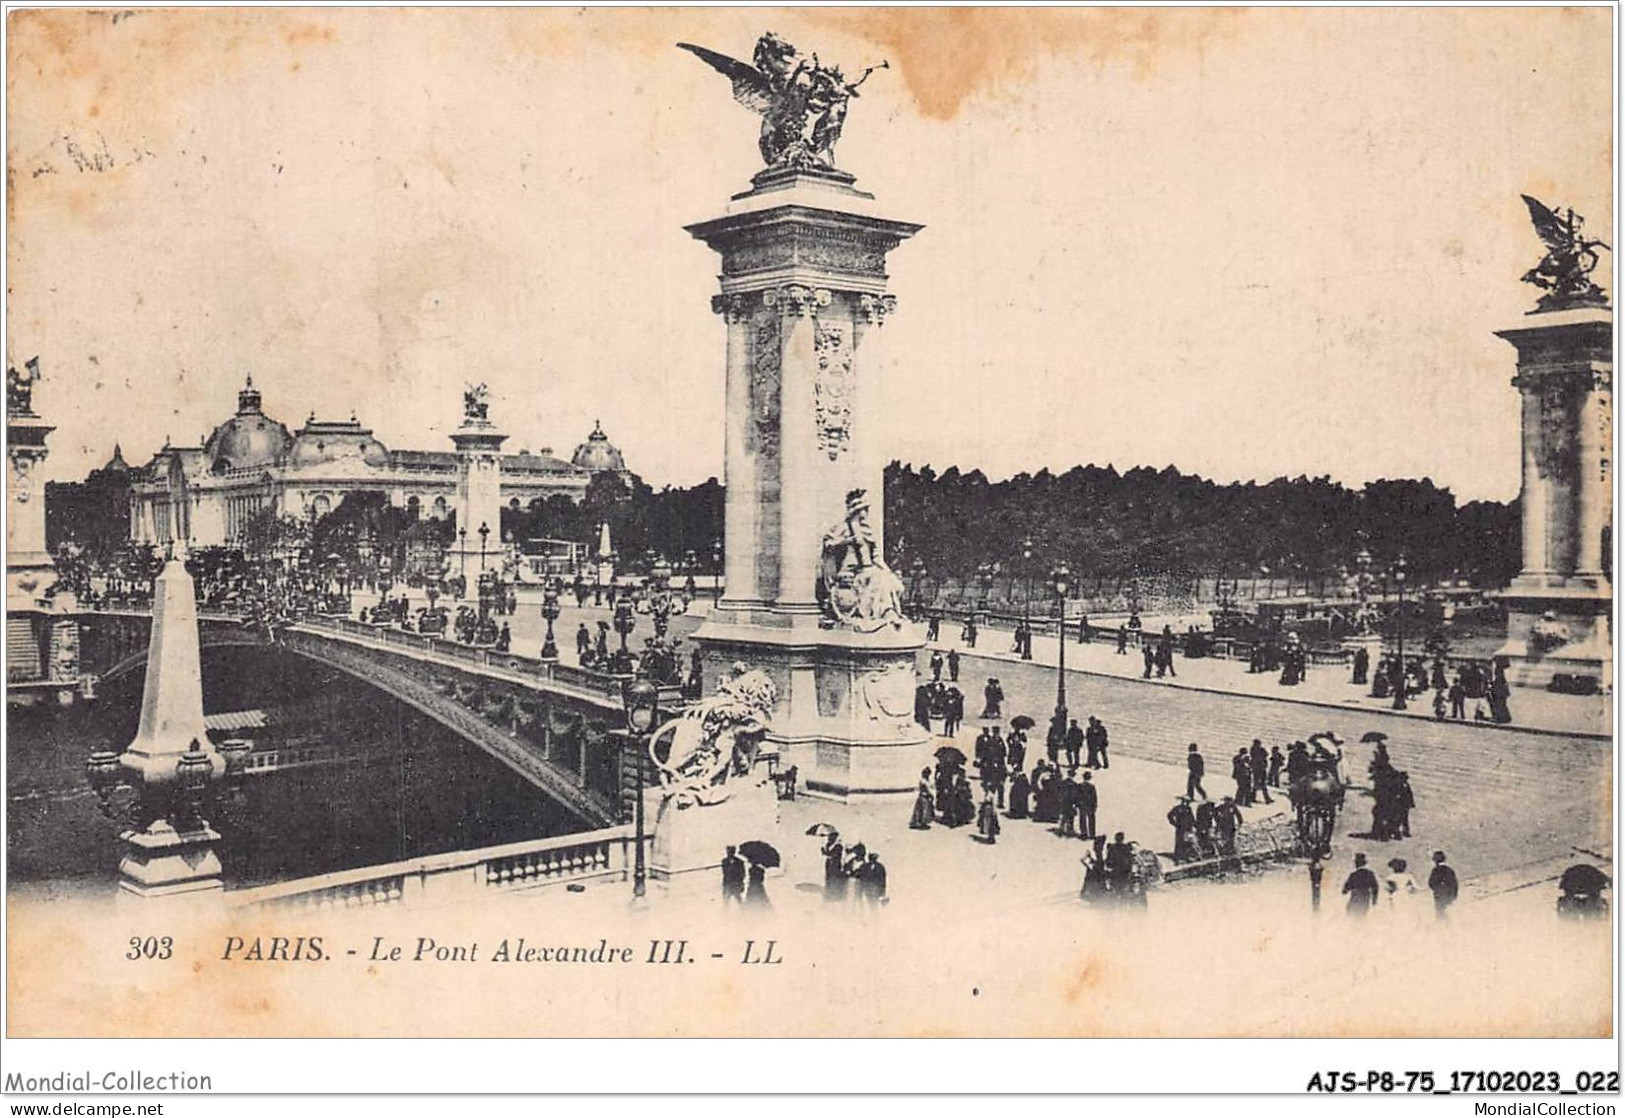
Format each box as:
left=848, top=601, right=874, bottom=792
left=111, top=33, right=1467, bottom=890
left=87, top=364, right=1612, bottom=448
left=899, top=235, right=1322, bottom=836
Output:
left=570, top=420, right=629, bottom=477
left=129, top=376, right=614, bottom=549
left=202, top=377, right=293, bottom=473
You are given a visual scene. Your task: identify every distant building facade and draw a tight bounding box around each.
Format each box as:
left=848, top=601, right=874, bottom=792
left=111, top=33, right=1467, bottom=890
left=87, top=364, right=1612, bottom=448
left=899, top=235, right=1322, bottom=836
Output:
left=128, top=377, right=628, bottom=548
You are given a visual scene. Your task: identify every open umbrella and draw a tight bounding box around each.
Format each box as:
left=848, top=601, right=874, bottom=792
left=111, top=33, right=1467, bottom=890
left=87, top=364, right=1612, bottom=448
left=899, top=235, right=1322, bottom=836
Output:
left=1560, top=863, right=1610, bottom=896
left=804, top=823, right=839, bottom=838
left=934, top=745, right=967, bottom=766
left=738, top=840, right=781, bottom=868
left=1010, top=715, right=1037, bottom=731
left=1359, top=731, right=1389, bottom=744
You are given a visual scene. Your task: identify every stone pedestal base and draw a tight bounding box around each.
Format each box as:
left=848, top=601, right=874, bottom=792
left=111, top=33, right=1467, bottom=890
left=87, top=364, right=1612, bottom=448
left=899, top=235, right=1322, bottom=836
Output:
left=7, top=553, right=56, bottom=610
left=1497, top=579, right=1612, bottom=692
left=118, top=819, right=224, bottom=898
left=647, top=772, right=780, bottom=880
left=693, top=613, right=931, bottom=800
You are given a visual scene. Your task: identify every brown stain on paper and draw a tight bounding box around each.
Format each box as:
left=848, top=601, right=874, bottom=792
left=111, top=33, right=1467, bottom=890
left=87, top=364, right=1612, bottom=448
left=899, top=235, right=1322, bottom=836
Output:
left=805, top=7, right=1250, bottom=120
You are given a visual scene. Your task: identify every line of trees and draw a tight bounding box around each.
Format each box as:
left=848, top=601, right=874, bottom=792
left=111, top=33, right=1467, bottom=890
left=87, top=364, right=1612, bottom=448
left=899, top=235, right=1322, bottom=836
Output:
left=44, top=457, right=1520, bottom=588
left=881, top=463, right=1519, bottom=587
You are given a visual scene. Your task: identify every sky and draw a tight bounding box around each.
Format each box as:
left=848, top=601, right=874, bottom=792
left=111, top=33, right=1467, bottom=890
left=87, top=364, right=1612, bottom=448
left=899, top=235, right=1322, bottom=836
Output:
left=6, top=7, right=1613, bottom=503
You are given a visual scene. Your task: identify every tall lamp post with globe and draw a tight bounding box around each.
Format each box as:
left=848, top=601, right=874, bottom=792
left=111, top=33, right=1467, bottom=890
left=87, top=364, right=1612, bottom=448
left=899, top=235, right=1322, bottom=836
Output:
left=622, top=679, right=659, bottom=900
left=1391, top=553, right=1409, bottom=711
left=539, top=577, right=562, bottom=661
left=1020, top=536, right=1035, bottom=661
left=1052, top=563, right=1071, bottom=729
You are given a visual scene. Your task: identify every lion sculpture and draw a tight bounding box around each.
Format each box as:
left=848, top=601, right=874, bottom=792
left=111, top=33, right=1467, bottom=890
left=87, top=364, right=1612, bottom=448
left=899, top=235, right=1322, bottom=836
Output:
left=648, top=663, right=778, bottom=808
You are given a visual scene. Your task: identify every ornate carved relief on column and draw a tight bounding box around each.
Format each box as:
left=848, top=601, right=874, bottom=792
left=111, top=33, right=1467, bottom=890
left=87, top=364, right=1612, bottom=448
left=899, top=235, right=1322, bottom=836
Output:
left=748, top=306, right=783, bottom=456
left=812, top=315, right=855, bottom=462
left=856, top=293, right=897, bottom=325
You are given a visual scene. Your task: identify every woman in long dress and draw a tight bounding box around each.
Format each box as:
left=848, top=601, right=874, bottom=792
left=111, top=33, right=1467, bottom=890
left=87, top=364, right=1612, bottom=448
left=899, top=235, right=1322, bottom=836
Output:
left=1008, top=769, right=1031, bottom=819
left=745, top=861, right=771, bottom=908
left=1383, top=857, right=1420, bottom=923
left=909, top=768, right=934, bottom=830
left=952, top=771, right=976, bottom=828
left=977, top=792, right=1002, bottom=844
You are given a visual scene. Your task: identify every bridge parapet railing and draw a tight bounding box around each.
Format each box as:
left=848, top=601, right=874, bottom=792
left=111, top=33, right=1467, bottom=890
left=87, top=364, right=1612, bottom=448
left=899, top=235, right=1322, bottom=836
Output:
left=229, top=825, right=637, bottom=912
left=293, top=613, right=644, bottom=701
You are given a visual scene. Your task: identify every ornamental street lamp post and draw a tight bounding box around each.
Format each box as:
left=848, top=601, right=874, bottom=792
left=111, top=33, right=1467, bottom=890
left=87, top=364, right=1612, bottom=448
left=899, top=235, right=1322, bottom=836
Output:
left=1053, top=563, right=1071, bottom=727
left=1020, top=536, right=1035, bottom=661
left=613, top=598, right=636, bottom=673
left=1392, top=553, right=1409, bottom=711
left=623, top=679, right=659, bottom=899
left=540, top=577, right=561, bottom=661
left=478, top=521, right=490, bottom=575
left=711, top=540, right=723, bottom=603
left=458, top=527, right=467, bottom=588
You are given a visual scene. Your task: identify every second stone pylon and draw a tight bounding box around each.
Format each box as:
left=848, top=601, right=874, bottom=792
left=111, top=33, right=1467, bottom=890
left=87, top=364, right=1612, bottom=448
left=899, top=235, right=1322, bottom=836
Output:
left=687, top=164, right=930, bottom=799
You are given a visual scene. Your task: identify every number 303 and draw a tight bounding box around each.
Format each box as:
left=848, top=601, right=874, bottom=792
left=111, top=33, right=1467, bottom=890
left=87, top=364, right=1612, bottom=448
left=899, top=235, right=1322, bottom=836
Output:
left=126, top=936, right=173, bottom=960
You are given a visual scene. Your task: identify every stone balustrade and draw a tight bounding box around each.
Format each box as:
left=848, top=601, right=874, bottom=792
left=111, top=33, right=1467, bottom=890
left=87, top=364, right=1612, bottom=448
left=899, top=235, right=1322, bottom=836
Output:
left=229, top=825, right=638, bottom=912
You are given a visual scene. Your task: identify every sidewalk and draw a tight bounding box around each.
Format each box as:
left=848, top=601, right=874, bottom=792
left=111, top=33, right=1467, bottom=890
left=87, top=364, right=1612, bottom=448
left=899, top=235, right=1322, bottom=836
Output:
left=927, top=625, right=1611, bottom=739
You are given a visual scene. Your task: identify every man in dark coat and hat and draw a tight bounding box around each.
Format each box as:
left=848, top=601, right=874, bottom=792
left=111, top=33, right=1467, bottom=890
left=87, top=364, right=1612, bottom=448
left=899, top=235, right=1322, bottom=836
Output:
left=1427, top=850, right=1458, bottom=919
left=1077, top=771, right=1099, bottom=840
left=1249, top=739, right=1273, bottom=805
left=1167, top=797, right=1198, bottom=861
left=721, top=845, right=747, bottom=904
left=1343, top=852, right=1380, bottom=916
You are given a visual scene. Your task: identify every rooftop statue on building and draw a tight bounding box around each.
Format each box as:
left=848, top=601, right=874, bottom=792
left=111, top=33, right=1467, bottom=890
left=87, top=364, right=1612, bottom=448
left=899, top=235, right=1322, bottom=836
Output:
left=1520, top=194, right=1612, bottom=312
left=462, top=382, right=491, bottom=425
left=678, top=33, right=888, bottom=172
left=8, top=356, right=40, bottom=417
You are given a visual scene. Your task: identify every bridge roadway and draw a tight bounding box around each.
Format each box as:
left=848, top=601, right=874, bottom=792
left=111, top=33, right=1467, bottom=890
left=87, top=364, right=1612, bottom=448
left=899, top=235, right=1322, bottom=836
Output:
left=73, top=608, right=681, bottom=830
left=931, top=641, right=1612, bottom=890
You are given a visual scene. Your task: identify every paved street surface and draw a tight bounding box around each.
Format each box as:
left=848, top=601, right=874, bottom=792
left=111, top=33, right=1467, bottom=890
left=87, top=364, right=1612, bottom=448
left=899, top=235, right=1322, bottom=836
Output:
left=931, top=621, right=1610, bottom=737
left=924, top=640, right=1611, bottom=893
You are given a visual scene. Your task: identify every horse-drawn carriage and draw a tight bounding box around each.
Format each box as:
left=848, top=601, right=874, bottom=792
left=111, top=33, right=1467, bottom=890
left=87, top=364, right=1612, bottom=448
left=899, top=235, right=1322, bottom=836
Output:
left=1289, top=733, right=1347, bottom=857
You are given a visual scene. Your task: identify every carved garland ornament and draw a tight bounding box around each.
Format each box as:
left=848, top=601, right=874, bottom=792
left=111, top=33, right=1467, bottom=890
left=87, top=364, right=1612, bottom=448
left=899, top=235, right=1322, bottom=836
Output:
left=813, top=318, right=854, bottom=461
left=750, top=311, right=782, bottom=454
left=1536, top=377, right=1582, bottom=484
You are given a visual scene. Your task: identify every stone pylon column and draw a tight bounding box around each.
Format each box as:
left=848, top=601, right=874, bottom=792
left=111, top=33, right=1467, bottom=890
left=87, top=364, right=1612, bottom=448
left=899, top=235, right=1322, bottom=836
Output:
left=687, top=167, right=930, bottom=798
left=448, top=395, right=508, bottom=592
left=688, top=172, right=921, bottom=629
left=7, top=358, right=56, bottom=607
left=1496, top=305, right=1612, bottom=689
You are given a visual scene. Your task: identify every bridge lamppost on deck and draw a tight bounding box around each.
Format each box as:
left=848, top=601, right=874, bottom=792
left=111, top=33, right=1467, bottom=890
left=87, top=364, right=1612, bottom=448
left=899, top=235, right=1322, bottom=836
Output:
left=977, top=562, right=994, bottom=611
left=478, top=521, right=490, bottom=575
left=540, top=577, right=562, bottom=661
left=1052, top=563, right=1071, bottom=732
left=623, top=678, right=659, bottom=900
left=612, top=598, right=636, bottom=674
left=1391, top=553, right=1409, bottom=711
left=457, top=527, right=468, bottom=589
left=711, top=539, right=723, bottom=603
left=909, top=557, right=926, bottom=620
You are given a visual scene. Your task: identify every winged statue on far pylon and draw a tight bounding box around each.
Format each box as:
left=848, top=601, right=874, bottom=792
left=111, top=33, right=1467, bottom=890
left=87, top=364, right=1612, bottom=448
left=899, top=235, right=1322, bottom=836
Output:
left=1519, top=194, right=1611, bottom=312
left=678, top=33, right=887, bottom=172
